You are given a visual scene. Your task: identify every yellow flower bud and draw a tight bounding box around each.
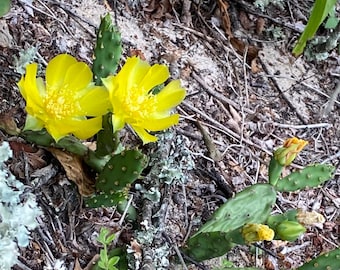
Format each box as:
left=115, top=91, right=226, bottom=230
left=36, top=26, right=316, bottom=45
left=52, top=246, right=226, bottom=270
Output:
left=242, top=223, right=275, bottom=243
left=274, top=137, right=308, bottom=166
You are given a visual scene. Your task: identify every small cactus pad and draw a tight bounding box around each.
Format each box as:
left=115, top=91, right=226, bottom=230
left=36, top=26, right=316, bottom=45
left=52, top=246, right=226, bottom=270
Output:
left=93, top=13, right=122, bottom=85
left=196, top=184, right=276, bottom=235
left=268, top=157, right=284, bottom=186
left=95, top=113, right=119, bottom=157
left=85, top=150, right=147, bottom=208
left=183, top=184, right=276, bottom=262
left=184, top=231, right=234, bottom=262
left=297, top=248, right=340, bottom=270
left=275, top=164, right=335, bottom=192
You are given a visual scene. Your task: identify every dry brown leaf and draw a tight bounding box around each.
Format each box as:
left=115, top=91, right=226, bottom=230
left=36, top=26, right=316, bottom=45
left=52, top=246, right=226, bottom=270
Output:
left=129, top=49, right=146, bottom=60
left=49, top=148, right=95, bottom=196
left=217, top=0, right=233, bottom=38
left=229, top=105, right=242, bottom=123
left=251, top=57, right=261, bottom=73
left=0, top=111, right=20, bottom=135
left=73, top=259, right=82, bottom=270
left=239, top=10, right=251, bottom=30
left=130, top=239, right=142, bottom=257
left=144, top=0, right=172, bottom=19
left=196, top=121, right=222, bottom=162
left=230, top=37, right=260, bottom=64
left=256, top=17, right=265, bottom=35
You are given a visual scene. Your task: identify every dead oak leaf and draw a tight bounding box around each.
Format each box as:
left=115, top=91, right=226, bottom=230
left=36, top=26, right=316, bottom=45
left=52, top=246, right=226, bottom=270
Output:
left=49, top=148, right=95, bottom=196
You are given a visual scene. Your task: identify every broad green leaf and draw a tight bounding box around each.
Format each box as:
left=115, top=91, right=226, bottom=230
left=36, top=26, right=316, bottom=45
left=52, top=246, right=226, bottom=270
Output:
left=292, top=0, right=338, bottom=56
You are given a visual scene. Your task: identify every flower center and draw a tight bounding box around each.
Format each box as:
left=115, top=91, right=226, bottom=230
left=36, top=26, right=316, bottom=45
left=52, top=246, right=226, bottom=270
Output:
left=44, top=86, right=78, bottom=119
left=120, top=86, right=157, bottom=123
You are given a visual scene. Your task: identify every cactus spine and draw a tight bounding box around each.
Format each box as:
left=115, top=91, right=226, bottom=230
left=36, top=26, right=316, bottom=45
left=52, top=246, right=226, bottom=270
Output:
left=93, top=13, right=122, bottom=85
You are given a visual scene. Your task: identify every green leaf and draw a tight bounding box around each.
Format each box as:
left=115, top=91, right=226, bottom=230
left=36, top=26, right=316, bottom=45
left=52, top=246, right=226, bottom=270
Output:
left=292, top=0, right=338, bottom=56
left=98, top=228, right=110, bottom=244
left=98, top=259, right=107, bottom=270
left=105, top=233, right=116, bottom=245
left=108, top=256, right=120, bottom=269
left=0, top=0, right=10, bottom=17
left=325, top=16, right=339, bottom=29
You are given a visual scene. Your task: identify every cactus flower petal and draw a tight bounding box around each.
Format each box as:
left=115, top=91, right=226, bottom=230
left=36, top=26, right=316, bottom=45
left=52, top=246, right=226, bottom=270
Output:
left=102, top=56, right=186, bottom=144
left=242, top=223, right=275, bottom=243
left=274, top=137, right=308, bottom=166
left=18, top=54, right=109, bottom=142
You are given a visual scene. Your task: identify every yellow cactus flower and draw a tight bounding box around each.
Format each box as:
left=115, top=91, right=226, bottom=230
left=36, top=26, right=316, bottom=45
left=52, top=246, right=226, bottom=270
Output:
left=242, top=223, right=275, bottom=243
left=274, top=137, right=308, bottom=166
left=101, top=56, right=186, bottom=144
left=18, top=54, right=110, bottom=141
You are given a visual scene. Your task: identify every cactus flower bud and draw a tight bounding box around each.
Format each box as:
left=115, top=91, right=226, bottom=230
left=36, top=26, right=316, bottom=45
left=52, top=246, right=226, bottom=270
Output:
left=276, top=220, right=306, bottom=241
left=242, top=223, right=275, bottom=243
left=297, top=209, right=325, bottom=225
left=274, top=137, right=308, bottom=166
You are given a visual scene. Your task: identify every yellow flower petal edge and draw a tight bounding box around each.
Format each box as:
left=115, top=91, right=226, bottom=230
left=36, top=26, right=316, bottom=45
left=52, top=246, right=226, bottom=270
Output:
left=18, top=54, right=110, bottom=141
left=102, top=56, right=186, bottom=144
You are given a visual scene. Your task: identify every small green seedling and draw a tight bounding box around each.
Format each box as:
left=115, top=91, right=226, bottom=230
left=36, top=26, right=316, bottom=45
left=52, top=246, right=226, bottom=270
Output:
left=96, top=228, right=120, bottom=270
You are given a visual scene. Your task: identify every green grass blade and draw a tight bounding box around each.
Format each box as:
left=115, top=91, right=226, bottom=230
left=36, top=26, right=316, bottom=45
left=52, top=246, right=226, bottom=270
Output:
left=292, top=0, right=338, bottom=56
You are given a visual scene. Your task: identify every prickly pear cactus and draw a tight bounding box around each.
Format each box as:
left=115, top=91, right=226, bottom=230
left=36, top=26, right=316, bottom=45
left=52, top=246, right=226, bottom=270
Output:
left=85, top=150, right=147, bottom=208
left=185, top=231, right=234, bottom=262
left=268, top=157, right=284, bottom=186
left=183, top=184, right=276, bottom=261
left=274, top=164, right=335, bottom=192
left=266, top=209, right=298, bottom=230
left=297, top=248, right=340, bottom=270
left=93, top=13, right=122, bottom=85
left=95, top=113, right=120, bottom=157
left=197, top=184, right=276, bottom=234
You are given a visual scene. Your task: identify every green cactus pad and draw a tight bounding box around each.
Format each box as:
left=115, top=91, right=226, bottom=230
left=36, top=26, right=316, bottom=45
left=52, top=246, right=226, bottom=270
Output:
left=184, top=231, right=234, bottom=262
left=96, top=112, right=120, bottom=157
left=297, top=248, right=340, bottom=270
left=183, top=184, right=276, bottom=262
left=268, top=157, right=284, bottom=186
left=93, top=13, right=122, bottom=85
left=196, top=184, right=276, bottom=235
left=275, top=164, right=335, bottom=192
left=85, top=150, right=147, bottom=208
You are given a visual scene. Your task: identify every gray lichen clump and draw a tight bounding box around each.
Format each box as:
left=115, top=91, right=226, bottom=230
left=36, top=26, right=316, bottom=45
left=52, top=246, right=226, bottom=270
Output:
left=0, top=141, right=42, bottom=269
left=129, top=132, right=194, bottom=269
